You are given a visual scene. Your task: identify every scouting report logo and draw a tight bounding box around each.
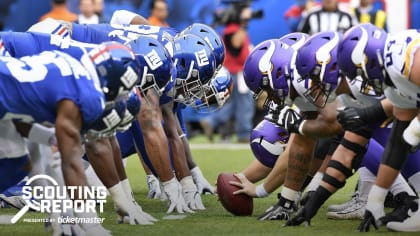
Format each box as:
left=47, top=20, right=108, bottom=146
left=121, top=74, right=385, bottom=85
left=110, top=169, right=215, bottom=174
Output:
left=11, top=174, right=107, bottom=224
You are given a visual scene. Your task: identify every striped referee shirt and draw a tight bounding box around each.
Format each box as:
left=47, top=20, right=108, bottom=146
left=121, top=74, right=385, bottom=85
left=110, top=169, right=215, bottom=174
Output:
left=298, top=6, right=357, bottom=35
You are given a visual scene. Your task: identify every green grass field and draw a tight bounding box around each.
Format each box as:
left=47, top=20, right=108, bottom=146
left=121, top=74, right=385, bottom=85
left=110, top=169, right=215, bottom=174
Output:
left=0, top=144, right=415, bottom=236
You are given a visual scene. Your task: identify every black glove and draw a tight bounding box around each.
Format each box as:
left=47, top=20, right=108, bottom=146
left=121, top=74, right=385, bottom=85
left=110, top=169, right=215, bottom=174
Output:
left=285, top=206, right=311, bottom=226
left=299, top=191, right=315, bottom=207
left=266, top=105, right=303, bottom=134
left=258, top=194, right=296, bottom=221
left=336, top=107, right=365, bottom=131
left=357, top=210, right=380, bottom=232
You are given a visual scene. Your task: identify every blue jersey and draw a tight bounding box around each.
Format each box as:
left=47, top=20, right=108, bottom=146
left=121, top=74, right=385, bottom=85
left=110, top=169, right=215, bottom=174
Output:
left=0, top=31, right=96, bottom=61
left=0, top=51, right=105, bottom=128
left=71, top=23, right=177, bottom=56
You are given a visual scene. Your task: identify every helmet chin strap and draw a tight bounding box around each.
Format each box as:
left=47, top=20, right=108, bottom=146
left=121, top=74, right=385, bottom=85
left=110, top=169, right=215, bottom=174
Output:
left=319, top=60, right=327, bottom=83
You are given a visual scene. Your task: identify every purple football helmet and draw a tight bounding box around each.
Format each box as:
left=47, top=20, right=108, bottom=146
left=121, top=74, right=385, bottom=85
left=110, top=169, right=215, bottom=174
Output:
left=338, top=23, right=389, bottom=96
left=243, top=39, right=295, bottom=108
left=250, top=119, right=289, bottom=168
left=279, top=32, right=309, bottom=50
left=295, top=31, right=342, bottom=108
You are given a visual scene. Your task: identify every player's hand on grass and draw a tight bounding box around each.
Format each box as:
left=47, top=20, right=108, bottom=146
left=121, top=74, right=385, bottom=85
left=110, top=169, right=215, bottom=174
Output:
left=357, top=210, right=380, bottom=232
left=146, top=174, right=162, bottom=199
left=115, top=201, right=154, bottom=225
left=191, top=167, right=215, bottom=195
left=133, top=201, right=158, bottom=222
left=357, top=198, right=385, bottom=232
left=229, top=173, right=257, bottom=198
left=285, top=207, right=311, bottom=226
left=84, top=224, right=112, bottom=236
left=258, top=194, right=296, bottom=221
left=181, top=176, right=206, bottom=210
left=163, top=177, right=194, bottom=214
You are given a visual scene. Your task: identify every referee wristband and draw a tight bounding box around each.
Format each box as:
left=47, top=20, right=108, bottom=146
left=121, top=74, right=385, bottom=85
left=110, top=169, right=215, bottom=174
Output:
left=255, top=184, right=269, bottom=198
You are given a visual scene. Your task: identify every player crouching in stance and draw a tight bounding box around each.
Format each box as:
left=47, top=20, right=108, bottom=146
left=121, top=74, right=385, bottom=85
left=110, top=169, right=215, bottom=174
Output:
left=0, top=41, right=141, bottom=235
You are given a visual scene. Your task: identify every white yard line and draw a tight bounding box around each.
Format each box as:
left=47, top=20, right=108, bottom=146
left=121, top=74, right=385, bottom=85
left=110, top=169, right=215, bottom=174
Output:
left=189, top=143, right=249, bottom=150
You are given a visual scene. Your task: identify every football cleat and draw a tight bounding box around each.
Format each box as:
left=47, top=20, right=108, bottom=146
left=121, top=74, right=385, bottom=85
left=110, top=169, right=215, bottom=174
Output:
left=327, top=191, right=360, bottom=212
left=380, top=192, right=418, bottom=224
left=387, top=199, right=420, bottom=232
left=327, top=198, right=366, bottom=220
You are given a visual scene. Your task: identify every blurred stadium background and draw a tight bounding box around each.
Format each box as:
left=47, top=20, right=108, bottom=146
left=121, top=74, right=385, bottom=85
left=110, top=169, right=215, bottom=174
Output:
left=1, top=0, right=419, bottom=45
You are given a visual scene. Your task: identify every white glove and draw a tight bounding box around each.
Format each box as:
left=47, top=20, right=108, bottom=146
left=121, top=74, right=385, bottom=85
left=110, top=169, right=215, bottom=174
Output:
left=162, top=177, right=194, bottom=214
left=115, top=201, right=154, bottom=225
left=109, top=183, right=154, bottom=225
left=45, top=213, right=86, bottom=236
left=191, top=167, right=214, bottom=194
left=133, top=202, right=158, bottom=222
left=84, top=224, right=112, bottom=236
left=181, top=176, right=206, bottom=210
left=147, top=175, right=162, bottom=199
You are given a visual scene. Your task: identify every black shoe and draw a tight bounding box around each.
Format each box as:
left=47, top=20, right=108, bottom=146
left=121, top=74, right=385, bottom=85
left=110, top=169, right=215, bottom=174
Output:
left=380, top=192, right=418, bottom=224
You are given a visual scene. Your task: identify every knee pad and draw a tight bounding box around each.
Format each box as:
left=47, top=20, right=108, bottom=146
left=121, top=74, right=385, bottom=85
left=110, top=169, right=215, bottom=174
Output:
left=323, top=159, right=355, bottom=189
left=340, top=138, right=367, bottom=170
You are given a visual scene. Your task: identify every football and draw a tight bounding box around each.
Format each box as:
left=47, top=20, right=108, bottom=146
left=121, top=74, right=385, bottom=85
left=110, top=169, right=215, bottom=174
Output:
left=216, top=173, right=253, bottom=216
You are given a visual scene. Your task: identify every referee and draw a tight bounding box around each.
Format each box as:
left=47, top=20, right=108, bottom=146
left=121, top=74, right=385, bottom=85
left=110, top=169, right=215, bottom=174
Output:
left=298, top=0, right=357, bottom=35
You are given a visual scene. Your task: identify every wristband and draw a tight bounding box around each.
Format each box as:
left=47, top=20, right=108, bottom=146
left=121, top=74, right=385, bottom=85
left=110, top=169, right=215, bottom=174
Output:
left=256, top=184, right=269, bottom=198
left=28, top=123, right=56, bottom=146
left=403, top=118, right=420, bottom=147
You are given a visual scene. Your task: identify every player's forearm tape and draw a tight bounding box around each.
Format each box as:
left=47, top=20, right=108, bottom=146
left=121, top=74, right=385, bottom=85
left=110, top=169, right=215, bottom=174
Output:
left=403, top=118, right=420, bottom=147
left=359, top=100, right=387, bottom=124
left=381, top=119, right=411, bottom=170
left=28, top=123, right=56, bottom=146
left=256, top=184, right=269, bottom=198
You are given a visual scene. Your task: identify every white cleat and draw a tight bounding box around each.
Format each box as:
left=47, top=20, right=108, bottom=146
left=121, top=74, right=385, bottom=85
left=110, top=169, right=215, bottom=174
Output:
left=327, top=199, right=366, bottom=220
left=387, top=200, right=420, bottom=232
left=327, top=191, right=359, bottom=212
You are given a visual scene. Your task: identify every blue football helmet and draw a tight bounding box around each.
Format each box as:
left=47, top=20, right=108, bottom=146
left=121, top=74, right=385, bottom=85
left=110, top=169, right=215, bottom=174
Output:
left=173, top=33, right=217, bottom=104
left=85, top=99, right=126, bottom=140
left=117, top=88, right=141, bottom=132
left=88, top=41, right=141, bottom=102
left=127, top=36, right=174, bottom=97
left=180, top=23, right=225, bottom=70
left=191, top=66, right=232, bottom=112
